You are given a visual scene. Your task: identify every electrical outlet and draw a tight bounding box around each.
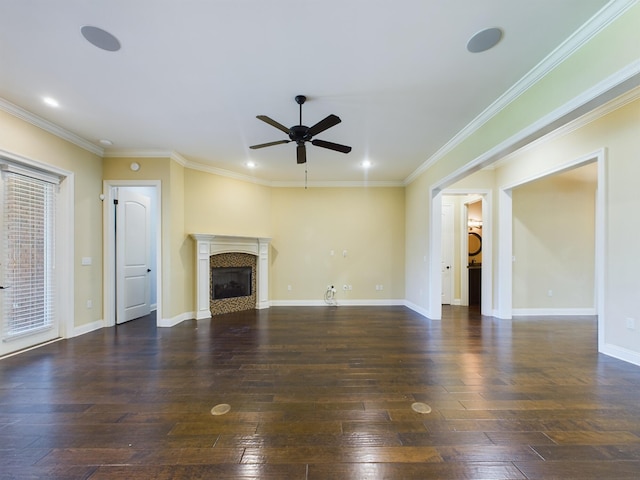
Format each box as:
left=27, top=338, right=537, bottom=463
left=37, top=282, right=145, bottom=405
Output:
left=547, top=289, right=553, bottom=297
left=343, top=285, right=348, bottom=291
left=287, top=285, right=292, bottom=291
left=626, top=317, right=636, bottom=330
left=86, top=300, right=93, bottom=309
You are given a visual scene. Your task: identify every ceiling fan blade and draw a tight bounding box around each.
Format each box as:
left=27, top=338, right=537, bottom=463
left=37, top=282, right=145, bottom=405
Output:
left=257, top=115, right=290, bottom=134
left=306, top=114, right=341, bottom=137
left=249, top=140, right=290, bottom=149
left=311, top=139, right=352, bottom=154
left=296, top=144, right=306, bottom=164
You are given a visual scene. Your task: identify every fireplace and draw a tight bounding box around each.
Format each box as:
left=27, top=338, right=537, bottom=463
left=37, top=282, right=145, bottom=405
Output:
left=191, top=234, right=271, bottom=319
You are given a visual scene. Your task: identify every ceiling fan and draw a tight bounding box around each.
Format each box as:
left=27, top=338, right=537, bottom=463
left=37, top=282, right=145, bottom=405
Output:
left=250, top=95, right=352, bottom=164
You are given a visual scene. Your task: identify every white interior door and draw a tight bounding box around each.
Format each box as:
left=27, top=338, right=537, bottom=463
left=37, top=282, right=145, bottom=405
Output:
left=0, top=166, right=59, bottom=356
left=441, top=203, right=454, bottom=304
left=116, top=189, right=151, bottom=324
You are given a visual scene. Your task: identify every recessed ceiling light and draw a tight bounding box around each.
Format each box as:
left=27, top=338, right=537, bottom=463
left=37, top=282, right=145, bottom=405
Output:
left=99, top=139, right=113, bottom=146
left=361, top=160, right=372, bottom=168
left=81, top=25, right=121, bottom=52
left=43, top=97, right=59, bottom=108
left=246, top=161, right=256, bottom=168
left=467, top=27, right=503, bottom=53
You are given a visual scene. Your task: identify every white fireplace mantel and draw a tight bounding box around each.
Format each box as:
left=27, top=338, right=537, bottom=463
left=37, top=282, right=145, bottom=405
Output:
left=190, top=234, right=271, bottom=319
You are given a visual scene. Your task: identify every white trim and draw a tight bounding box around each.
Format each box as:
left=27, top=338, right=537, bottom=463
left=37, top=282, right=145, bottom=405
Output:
left=496, top=188, right=513, bottom=320
left=105, top=149, right=405, bottom=188
left=494, top=86, right=640, bottom=168
left=0, top=337, right=64, bottom=360
left=0, top=98, right=104, bottom=156
left=159, top=311, right=194, bottom=328
left=404, top=2, right=639, bottom=185
left=600, top=343, right=640, bottom=368
left=271, top=299, right=406, bottom=307
left=270, top=180, right=405, bottom=188
left=512, top=308, right=597, bottom=317
left=404, top=300, right=434, bottom=320
left=72, top=319, right=105, bottom=337
left=428, top=191, right=443, bottom=320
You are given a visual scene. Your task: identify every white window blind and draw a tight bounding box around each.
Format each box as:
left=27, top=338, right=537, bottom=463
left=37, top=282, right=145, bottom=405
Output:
left=1, top=168, right=57, bottom=341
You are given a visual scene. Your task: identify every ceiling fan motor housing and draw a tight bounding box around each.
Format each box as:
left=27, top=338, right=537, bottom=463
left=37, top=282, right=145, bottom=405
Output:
left=290, top=125, right=311, bottom=144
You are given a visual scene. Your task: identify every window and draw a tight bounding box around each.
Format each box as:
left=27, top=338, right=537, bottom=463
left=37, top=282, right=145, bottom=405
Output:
left=1, top=164, right=58, bottom=343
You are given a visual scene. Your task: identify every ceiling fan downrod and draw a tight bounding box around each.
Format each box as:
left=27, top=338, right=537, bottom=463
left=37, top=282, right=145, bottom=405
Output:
left=295, top=95, right=306, bottom=126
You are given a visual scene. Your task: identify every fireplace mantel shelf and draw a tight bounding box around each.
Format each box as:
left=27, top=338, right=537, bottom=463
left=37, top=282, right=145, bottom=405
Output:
left=190, top=234, right=271, bottom=319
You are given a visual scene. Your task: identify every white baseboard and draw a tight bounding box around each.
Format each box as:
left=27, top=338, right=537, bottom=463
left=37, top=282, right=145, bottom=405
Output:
left=270, top=299, right=406, bottom=307
left=270, top=300, right=326, bottom=307
left=158, top=311, right=194, bottom=327
left=512, top=307, right=596, bottom=317
left=600, top=343, right=640, bottom=367
left=404, top=300, right=433, bottom=320
left=71, top=319, right=104, bottom=337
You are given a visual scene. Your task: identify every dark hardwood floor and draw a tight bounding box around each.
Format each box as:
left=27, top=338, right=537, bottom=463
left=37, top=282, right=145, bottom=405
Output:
left=1, top=306, right=640, bottom=479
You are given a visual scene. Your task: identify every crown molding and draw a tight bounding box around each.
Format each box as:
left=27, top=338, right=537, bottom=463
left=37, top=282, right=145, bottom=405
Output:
left=0, top=97, right=104, bottom=156
left=404, top=0, right=639, bottom=185
left=270, top=180, right=405, bottom=188
left=495, top=83, right=640, bottom=167
left=105, top=149, right=403, bottom=187
left=432, top=61, right=640, bottom=192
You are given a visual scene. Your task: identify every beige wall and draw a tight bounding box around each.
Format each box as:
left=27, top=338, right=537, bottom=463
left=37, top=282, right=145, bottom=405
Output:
left=0, top=110, right=103, bottom=331
left=183, top=168, right=272, bottom=238
left=270, top=187, right=405, bottom=302
left=512, top=168, right=596, bottom=310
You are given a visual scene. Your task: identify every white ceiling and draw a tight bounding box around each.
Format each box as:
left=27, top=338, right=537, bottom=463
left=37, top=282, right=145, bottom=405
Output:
left=0, top=0, right=614, bottom=185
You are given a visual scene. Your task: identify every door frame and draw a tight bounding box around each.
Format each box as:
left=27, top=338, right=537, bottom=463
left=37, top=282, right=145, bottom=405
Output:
left=103, top=180, right=162, bottom=327
left=429, top=188, right=492, bottom=320
left=497, top=148, right=605, bottom=326
left=0, top=149, right=73, bottom=344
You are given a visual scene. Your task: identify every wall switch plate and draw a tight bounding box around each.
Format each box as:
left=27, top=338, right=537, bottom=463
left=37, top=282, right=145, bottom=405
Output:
left=81, top=257, right=92, bottom=266
left=626, top=317, right=636, bottom=330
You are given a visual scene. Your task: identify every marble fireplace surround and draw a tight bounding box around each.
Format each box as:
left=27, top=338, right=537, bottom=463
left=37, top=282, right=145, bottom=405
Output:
left=191, top=234, right=271, bottom=319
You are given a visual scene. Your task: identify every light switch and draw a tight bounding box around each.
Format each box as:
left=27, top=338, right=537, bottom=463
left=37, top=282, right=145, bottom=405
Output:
left=81, top=257, right=92, bottom=266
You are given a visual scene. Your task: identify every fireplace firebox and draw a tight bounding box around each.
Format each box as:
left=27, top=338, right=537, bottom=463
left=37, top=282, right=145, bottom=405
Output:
left=211, top=266, right=252, bottom=299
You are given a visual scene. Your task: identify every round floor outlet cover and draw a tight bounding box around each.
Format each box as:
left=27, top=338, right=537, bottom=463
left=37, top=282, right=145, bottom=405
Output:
left=411, top=402, right=432, bottom=414
left=211, top=403, right=231, bottom=416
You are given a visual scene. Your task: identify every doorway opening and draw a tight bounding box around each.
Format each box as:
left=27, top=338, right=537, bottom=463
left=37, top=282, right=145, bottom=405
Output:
left=103, top=180, right=161, bottom=327
left=0, top=153, right=73, bottom=356
left=438, top=192, right=491, bottom=317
